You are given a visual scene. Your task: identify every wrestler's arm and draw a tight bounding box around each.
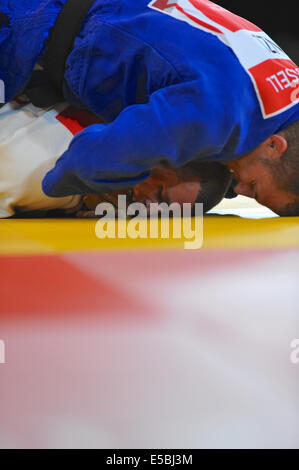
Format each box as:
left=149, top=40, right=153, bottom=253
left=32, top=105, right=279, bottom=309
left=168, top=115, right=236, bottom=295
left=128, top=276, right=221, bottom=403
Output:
left=43, top=80, right=238, bottom=198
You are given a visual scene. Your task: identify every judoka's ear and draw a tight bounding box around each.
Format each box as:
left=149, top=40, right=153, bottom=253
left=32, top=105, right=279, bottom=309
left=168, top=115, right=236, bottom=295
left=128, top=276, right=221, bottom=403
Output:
left=263, top=134, right=288, bottom=160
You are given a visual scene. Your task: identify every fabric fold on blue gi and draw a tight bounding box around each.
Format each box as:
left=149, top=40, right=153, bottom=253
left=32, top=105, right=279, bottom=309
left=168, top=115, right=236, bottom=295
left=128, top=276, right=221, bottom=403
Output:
left=0, top=0, right=67, bottom=101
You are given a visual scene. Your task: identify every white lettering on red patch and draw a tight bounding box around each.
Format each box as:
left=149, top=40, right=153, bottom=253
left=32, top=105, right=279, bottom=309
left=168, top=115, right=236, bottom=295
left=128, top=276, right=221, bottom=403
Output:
left=148, top=0, right=299, bottom=118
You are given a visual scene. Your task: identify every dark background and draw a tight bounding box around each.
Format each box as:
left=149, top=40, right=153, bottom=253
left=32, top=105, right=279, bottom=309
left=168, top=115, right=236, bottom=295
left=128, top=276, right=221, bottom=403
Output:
left=218, top=1, right=299, bottom=63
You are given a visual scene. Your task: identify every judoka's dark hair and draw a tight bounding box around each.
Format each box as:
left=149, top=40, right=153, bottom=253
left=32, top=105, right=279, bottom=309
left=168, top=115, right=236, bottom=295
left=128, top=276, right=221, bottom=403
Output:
left=180, top=160, right=232, bottom=214
left=262, top=120, right=299, bottom=216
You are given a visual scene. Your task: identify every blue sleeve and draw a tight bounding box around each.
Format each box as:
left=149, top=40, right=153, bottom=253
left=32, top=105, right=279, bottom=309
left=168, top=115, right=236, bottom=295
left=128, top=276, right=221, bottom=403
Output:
left=43, top=79, right=237, bottom=197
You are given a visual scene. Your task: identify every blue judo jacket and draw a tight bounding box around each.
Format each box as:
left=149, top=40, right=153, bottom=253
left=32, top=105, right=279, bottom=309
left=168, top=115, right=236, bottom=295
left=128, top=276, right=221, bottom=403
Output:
left=1, top=0, right=299, bottom=196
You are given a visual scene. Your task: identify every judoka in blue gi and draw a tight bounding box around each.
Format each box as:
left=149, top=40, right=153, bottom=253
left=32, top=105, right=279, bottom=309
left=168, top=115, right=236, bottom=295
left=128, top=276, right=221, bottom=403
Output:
left=1, top=0, right=299, bottom=215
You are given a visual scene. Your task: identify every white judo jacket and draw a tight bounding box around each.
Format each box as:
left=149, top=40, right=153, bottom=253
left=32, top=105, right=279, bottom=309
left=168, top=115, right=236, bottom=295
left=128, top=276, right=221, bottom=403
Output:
left=0, top=101, right=86, bottom=217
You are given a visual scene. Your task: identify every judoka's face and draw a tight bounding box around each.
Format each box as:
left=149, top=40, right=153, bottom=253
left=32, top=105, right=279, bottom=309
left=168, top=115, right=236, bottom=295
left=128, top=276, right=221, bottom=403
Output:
left=131, top=167, right=202, bottom=209
left=225, top=134, right=297, bottom=215
left=82, top=167, right=202, bottom=214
